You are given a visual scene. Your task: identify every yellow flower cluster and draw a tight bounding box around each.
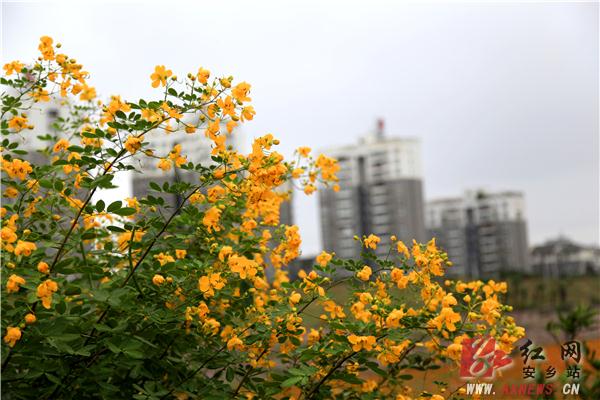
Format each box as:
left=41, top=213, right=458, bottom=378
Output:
left=2, top=158, right=33, bottom=181
left=36, top=279, right=59, bottom=309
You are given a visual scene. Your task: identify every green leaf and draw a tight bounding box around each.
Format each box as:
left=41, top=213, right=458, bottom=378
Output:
left=281, top=376, right=303, bottom=388
left=114, top=207, right=136, bottom=216
left=107, top=201, right=122, bottom=213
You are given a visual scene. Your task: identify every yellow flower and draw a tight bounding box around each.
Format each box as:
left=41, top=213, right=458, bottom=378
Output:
left=241, top=106, right=255, bottom=122
left=430, top=306, right=461, bottom=332
left=397, top=241, right=410, bottom=258
left=202, top=206, right=221, bottom=233
left=297, top=147, right=311, bottom=157
left=2, top=158, right=33, bottom=181
left=6, top=274, right=26, bottom=293
left=36, top=279, right=58, bottom=309
left=228, top=254, right=258, bottom=280
left=150, top=65, right=172, bottom=88
left=52, top=138, right=70, bottom=153
left=363, top=234, right=380, bottom=250
left=315, top=154, right=339, bottom=181
left=3, top=61, right=24, bottom=75
left=38, top=36, right=55, bottom=60
left=197, top=67, right=210, bottom=84
left=292, top=168, right=304, bottom=178
left=303, top=184, right=316, bottom=195
left=446, top=342, right=462, bottom=360
left=141, top=108, right=161, bottom=122
left=8, top=115, right=29, bottom=132
left=14, top=240, right=36, bottom=256
left=32, top=88, right=50, bottom=102
left=157, top=158, right=172, bottom=171
left=315, top=251, right=332, bottom=267
left=347, top=335, right=376, bottom=351
left=154, top=252, right=175, bottom=266
left=289, top=292, right=301, bottom=305
left=218, top=246, right=233, bottom=262
left=1, top=226, right=18, bottom=244
left=37, top=261, right=50, bottom=274
left=361, top=380, right=377, bottom=393
left=390, top=268, right=409, bottom=289
left=4, top=187, right=18, bottom=198
left=152, top=274, right=166, bottom=286
left=308, top=329, right=320, bottom=345
left=480, top=296, right=501, bottom=325
left=75, top=84, right=96, bottom=101
left=231, top=82, right=251, bottom=102
left=198, top=273, right=226, bottom=298
left=322, top=300, right=345, bottom=319
left=124, top=135, right=143, bottom=154
left=227, top=335, right=244, bottom=351
left=356, top=265, right=372, bottom=281
left=3, top=326, right=21, bottom=347
left=175, top=249, right=187, bottom=259
left=24, top=313, right=37, bottom=325
left=385, top=308, right=405, bottom=328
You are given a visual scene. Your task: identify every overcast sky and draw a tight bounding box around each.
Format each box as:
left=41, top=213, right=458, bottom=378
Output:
left=3, top=1, right=598, bottom=254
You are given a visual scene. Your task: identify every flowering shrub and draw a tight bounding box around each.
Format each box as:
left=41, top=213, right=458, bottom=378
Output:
left=1, top=38, right=524, bottom=399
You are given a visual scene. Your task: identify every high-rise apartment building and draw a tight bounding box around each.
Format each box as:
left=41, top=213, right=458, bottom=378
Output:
left=318, top=120, right=426, bottom=260
left=425, top=190, right=529, bottom=278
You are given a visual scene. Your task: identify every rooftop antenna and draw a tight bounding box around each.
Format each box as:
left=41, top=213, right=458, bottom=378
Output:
left=376, top=118, right=385, bottom=139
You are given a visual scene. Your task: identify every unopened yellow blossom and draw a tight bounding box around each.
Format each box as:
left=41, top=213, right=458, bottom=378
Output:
left=24, top=313, right=37, bottom=325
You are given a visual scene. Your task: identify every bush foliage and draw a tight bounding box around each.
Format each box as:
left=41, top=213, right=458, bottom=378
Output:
left=1, top=37, right=524, bottom=399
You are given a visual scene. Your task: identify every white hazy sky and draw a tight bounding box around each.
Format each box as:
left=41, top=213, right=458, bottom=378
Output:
left=2, top=1, right=598, bottom=255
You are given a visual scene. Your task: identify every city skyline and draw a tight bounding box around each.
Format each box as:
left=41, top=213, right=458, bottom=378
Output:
left=3, top=1, right=598, bottom=254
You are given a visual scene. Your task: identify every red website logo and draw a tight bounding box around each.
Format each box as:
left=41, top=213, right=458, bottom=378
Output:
left=460, top=336, right=512, bottom=378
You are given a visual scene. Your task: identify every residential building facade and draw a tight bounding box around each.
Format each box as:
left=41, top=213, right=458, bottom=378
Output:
left=426, top=190, right=529, bottom=278
left=318, top=120, right=426, bottom=260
